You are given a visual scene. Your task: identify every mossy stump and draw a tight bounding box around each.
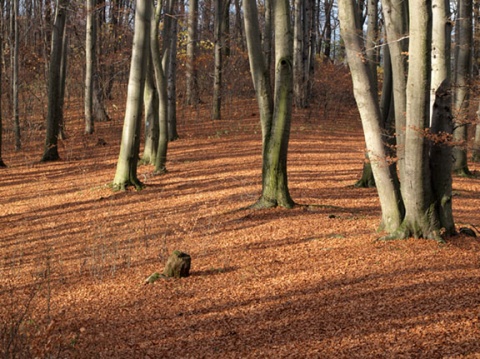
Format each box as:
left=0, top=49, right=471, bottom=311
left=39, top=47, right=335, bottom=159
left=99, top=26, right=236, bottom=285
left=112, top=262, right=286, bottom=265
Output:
left=163, top=250, right=191, bottom=278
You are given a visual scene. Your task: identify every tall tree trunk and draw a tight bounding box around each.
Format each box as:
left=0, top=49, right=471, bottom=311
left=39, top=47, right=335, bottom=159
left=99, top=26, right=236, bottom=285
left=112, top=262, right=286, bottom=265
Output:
left=152, top=0, right=169, bottom=174
left=382, top=0, right=408, bottom=181
left=212, top=0, right=223, bottom=119
left=186, top=0, right=199, bottom=106
left=112, top=0, right=151, bottom=190
left=263, top=0, right=272, bottom=72
left=12, top=0, right=20, bottom=150
left=57, top=30, right=68, bottom=140
left=452, top=0, right=473, bottom=175
left=293, top=0, right=306, bottom=108
left=85, top=0, right=96, bottom=134
left=0, top=5, right=5, bottom=168
left=166, top=0, right=179, bottom=141
left=244, top=0, right=295, bottom=209
left=41, top=0, right=68, bottom=162
left=339, top=0, right=403, bottom=233
left=142, top=58, right=159, bottom=165
left=400, top=0, right=440, bottom=239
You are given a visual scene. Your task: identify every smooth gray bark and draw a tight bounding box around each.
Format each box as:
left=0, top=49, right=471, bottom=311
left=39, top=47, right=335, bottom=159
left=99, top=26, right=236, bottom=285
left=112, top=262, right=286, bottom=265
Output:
left=452, top=0, right=473, bottom=175
left=13, top=0, right=20, bottom=150
left=339, top=0, right=402, bottom=233
left=112, top=0, right=151, bottom=190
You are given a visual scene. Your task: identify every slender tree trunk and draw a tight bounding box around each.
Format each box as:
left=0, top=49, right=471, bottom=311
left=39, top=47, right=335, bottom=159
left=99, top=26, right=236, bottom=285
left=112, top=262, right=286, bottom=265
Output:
left=41, top=0, right=68, bottom=162
left=263, top=0, right=272, bottom=72
left=142, top=58, right=159, bottom=165
left=212, top=0, right=223, bottom=119
left=293, top=0, right=306, bottom=108
left=339, top=0, right=403, bottom=233
left=112, top=0, right=151, bottom=190
left=165, top=0, right=179, bottom=141
left=472, top=107, right=480, bottom=161
left=85, top=0, right=96, bottom=134
left=0, top=6, right=5, bottom=167
left=57, top=30, right=68, bottom=140
left=382, top=0, right=408, bottom=181
left=452, top=0, right=473, bottom=175
left=13, top=0, right=20, bottom=150
left=186, top=0, right=199, bottom=106
left=152, top=0, right=169, bottom=174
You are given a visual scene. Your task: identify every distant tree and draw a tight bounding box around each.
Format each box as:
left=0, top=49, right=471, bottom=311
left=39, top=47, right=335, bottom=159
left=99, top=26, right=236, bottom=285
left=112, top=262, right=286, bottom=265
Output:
left=12, top=0, right=20, bottom=150
left=244, top=0, right=295, bottom=208
left=85, top=0, right=96, bottom=134
left=186, top=0, right=199, bottom=106
left=452, top=0, right=473, bottom=176
left=212, top=0, right=225, bottom=120
left=112, top=0, right=151, bottom=190
left=0, top=3, right=5, bottom=168
left=42, top=0, right=68, bottom=162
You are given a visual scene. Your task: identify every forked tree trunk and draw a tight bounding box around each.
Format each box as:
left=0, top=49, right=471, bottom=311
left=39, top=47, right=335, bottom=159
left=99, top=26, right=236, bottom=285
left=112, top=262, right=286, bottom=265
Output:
left=112, top=1, right=151, bottom=190
left=244, top=0, right=295, bottom=209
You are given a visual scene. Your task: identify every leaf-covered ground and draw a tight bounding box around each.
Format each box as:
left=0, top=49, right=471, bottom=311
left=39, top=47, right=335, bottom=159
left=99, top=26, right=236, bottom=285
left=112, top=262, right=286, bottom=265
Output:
left=1, top=99, right=480, bottom=358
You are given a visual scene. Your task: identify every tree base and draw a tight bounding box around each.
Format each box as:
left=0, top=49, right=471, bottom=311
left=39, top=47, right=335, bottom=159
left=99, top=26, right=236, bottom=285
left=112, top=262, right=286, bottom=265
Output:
left=354, top=177, right=376, bottom=188
left=110, top=178, right=144, bottom=191
left=249, top=196, right=296, bottom=209
left=41, top=147, right=60, bottom=162
left=377, top=224, right=446, bottom=244
left=0, top=160, right=7, bottom=168
left=454, top=167, right=473, bottom=178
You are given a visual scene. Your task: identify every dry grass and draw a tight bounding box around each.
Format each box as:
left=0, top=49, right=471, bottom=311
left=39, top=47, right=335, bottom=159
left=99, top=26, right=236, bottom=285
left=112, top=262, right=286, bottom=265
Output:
left=1, top=98, right=480, bottom=358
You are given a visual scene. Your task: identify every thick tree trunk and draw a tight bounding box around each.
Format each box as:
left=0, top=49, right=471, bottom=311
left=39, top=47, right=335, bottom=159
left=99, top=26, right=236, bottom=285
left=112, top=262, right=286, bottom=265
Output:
left=41, top=0, right=68, bottom=162
left=339, top=0, right=403, bottom=233
left=244, top=0, right=295, bottom=209
left=399, top=0, right=441, bottom=240
left=452, top=0, right=473, bottom=176
left=112, top=1, right=151, bottom=190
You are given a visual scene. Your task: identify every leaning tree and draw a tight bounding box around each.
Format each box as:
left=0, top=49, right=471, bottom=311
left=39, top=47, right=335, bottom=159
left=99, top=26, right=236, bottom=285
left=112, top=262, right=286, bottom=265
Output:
left=339, top=0, right=455, bottom=240
left=112, top=0, right=151, bottom=190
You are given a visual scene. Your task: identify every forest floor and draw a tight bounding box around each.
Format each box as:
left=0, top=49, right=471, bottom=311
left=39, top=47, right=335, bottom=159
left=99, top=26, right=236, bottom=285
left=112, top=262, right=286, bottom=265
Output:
left=1, top=98, right=480, bottom=358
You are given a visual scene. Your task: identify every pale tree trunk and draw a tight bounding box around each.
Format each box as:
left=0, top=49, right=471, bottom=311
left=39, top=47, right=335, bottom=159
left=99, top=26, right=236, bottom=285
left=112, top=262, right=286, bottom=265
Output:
left=263, top=0, right=272, bottom=72
left=152, top=0, right=169, bottom=174
left=41, top=0, right=68, bottom=162
left=430, top=0, right=451, bottom=123
left=166, top=0, right=178, bottom=141
left=244, top=0, right=295, bottom=208
left=112, top=0, right=151, bottom=190
left=13, top=0, right=20, bottom=150
left=452, top=0, right=473, bottom=176
left=355, top=0, right=379, bottom=188
left=85, top=0, right=96, bottom=134
left=186, top=0, right=199, bottom=106
left=473, top=107, right=480, bottom=161
left=339, top=0, right=403, bottom=233
left=212, top=0, right=223, bottom=120
left=401, top=0, right=442, bottom=239
left=382, top=0, right=408, bottom=181
left=293, top=0, right=306, bottom=108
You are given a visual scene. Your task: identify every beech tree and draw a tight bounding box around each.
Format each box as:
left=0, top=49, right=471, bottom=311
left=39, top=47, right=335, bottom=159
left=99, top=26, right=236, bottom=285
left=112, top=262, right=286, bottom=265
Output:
left=186, top=0, right=199, bottom=106
left=85, top=0, right=96, bottom=134
left=112, top=1, right=151, bottom=190
left=243, top=0, right=295, bottom=208
left=42, top=0, right=68, bottom=162
left=339, top=0, right=455, bottom=240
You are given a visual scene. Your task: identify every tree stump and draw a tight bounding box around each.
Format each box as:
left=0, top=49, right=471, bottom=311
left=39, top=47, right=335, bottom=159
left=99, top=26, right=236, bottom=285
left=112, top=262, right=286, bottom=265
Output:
left=163, top=250, right=191, bottom=278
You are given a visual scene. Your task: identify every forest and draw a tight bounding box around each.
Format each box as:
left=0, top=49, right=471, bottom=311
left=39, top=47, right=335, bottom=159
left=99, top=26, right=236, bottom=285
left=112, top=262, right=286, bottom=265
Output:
left=1, top=0, right=480, bottom=357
